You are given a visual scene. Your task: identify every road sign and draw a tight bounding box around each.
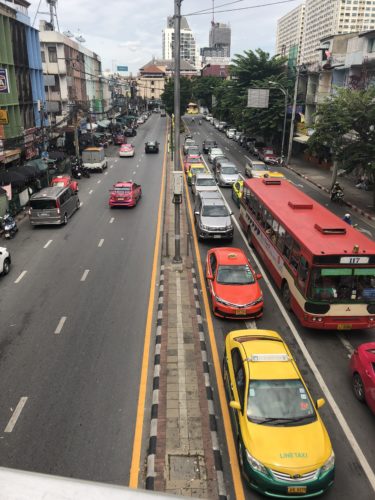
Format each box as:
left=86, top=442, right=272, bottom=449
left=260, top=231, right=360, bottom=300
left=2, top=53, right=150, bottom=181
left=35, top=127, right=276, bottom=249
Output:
left=0, top=68, right=10, bottom=94
left=117, top=66, right=128, bottom=72
left=247, top=88, right=269, bottom=108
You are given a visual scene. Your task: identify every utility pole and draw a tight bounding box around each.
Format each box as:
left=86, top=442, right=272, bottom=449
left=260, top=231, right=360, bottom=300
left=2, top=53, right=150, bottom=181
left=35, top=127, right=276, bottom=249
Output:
left=172, top=0, right=183, bottom=264
left=286, top=65, right=300, bottom=166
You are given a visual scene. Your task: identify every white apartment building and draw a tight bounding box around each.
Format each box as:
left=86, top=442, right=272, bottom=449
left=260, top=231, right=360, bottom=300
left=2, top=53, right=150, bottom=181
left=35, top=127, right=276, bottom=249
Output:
left=276, top=4, right=305, bottom=63
left=162, top=16, right=198, bottom=68
left=302, top=0, right=375, bottom=65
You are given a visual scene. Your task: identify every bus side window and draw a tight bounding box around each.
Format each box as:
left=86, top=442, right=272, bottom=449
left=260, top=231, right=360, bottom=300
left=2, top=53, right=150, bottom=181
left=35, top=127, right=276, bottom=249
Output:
left=256, top=200, right=263, bottom=222
left=283, top=233, right=293, bottom=259
left=244, top=187, right=251, bottom=208
left=289, top=242, right=301, bottom=272
left=276, top=224, right=286, bottom=251
left=297, top=256, right=309, bottom=290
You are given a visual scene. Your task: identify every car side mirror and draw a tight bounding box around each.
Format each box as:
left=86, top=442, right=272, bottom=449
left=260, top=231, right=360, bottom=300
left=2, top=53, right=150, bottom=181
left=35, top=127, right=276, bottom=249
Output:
left=206, top=271, right=213, bottom=280
left=316, top=398, right=325, bottom=409
left=256, top=273, right=262, bottom=280
left=194, top=211, right=199, bottom=215
left=229, top=401, right=241, bottom=411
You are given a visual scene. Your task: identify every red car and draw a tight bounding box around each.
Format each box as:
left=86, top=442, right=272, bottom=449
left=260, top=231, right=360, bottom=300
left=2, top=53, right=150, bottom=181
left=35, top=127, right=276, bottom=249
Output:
left=109, top=181, right=142, bottom=207
left=258, top=147, right=279, bottom=165
left=350, top=342, right=375, bottom=414
left=114, top=134, right=126, bottom=145
left=183, top=154, right=203, bottom=173
left=205, top=247, right=263, bottom=319
left=50, top=175, right=79, bottom=193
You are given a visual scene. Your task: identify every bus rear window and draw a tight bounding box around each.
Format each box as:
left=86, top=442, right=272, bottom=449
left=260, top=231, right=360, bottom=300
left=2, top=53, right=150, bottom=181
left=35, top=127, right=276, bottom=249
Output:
left=30, top=199, right=57, bottom=210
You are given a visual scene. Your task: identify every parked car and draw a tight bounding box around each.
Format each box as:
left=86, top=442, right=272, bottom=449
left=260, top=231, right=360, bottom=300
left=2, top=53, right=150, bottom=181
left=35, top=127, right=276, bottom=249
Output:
left=206, top=247, right=263, bottom=319
left=109, top=181, right=142, bottom=208
left=208, top=147, right=224, bottom=163
left=119, top=143, right=135, bottom=157
left=50, top=175, right=79, bottom=193
left=350, top=342, right=375, bottom=414
left=258, top=146, right=279, bottom=165
left=226, top=128, right=236, bottom=139
left=223, top=329, right=335, bottom=497
left=114, top=134, right=126, bottom=145
left=249, top=140, right=266, bottom=157
left=191, top=172, right=218, bottom=197
left=215, top=162, right=239, bottom=187
left=124, top=127, right=137, bottom=137
left=202, top=139, right=217, bottom=154
left=0, top=246, right=11, bottom=276
left=136, top=117, right=144, bottom=125
left=145, top=141, right=159, bottom=153
left=217, top=121, right=227, bottom=131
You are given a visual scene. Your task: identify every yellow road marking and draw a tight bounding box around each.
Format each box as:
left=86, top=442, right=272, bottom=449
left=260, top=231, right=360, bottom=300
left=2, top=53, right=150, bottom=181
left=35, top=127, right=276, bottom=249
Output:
left=129, top=124, right=168, bottom=487
left=181, top=145, right=245, bottom=500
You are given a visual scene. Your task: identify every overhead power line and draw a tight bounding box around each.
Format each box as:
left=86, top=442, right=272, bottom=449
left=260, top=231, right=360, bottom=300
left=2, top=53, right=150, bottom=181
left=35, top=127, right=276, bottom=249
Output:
left=185, top=0, right=297, bottom=16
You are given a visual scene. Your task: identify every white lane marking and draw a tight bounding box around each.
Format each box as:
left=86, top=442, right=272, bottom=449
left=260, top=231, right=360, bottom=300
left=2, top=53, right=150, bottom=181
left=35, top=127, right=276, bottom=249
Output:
left=80, top=269, right=90, bottom=282
left=104, top=171, right=108, bottom=176
left=43, top=239, right=53, bottom=249
left=110, top=165, right=113, bottom=169
left=89, top=189, right=93, bottom=194
left=337, top=334, right=355, bottom=357
left=97, top=180, right=101, bottom=184
left=98, top=238, right=104, bottom=247
left=109, top=217, right=114, bottom=224
left=232, top=213, right=375, bottom=491
left=14, top=271, right=27, bottom=284
left=4, top=397, right=28, bottom=433
left=133, top=171, right=136, bottom=175
left=358, top=227, right=373, bottom=238
left=54, top=316, right=67, bottom=335
left=245, top=320, right=257, bottom=329
left=80, top=202, right=84, bottom=207
left=114, top=159, right=118, bottom=163
left=136, top=164, right=139, bottom=168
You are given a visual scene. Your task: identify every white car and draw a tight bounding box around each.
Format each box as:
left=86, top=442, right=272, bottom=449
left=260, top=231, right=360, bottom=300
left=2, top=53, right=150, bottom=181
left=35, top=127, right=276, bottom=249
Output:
left=226, top=128, right=236, bottom=139
left=0, top=246, right=11, bottom=276
left=191, top=173, right=218, bottom=197
left=137, top=117, right=144, bottom=125
left=208, top=147, right=224, bottom=163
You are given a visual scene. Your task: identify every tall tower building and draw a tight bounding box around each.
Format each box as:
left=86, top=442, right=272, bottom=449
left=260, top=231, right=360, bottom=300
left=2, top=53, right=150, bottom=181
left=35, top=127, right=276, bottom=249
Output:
left=162, top=16, right=197, bottom=67
left=276, top=4, right=305, bottom=64
left=209, top=22, right=231, bottom=57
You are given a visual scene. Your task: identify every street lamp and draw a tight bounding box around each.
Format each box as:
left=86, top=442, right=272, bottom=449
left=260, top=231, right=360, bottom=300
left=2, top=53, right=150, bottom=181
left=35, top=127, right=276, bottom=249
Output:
left=268, top=81, right=288, bottom=162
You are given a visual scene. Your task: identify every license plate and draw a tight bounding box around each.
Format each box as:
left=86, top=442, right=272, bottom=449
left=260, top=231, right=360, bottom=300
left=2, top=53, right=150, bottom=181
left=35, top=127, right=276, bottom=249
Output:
left=236, top=309, right=247, bottom=315
left=117, top=198, right=124, bottom=201
left=38, top=213, right=49, bottom=217
left=288, top=486, right=307, bottom=494
left=213, top=235, right=221, bottom=239
left=337, top=324, right=352, bottom=330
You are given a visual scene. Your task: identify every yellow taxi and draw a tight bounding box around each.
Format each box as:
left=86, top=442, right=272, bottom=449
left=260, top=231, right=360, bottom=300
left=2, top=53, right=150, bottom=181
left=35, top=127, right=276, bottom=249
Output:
left=231, top=179, right=243, bottom=208
left=223, top=329, right=335, bottom=498
left=245, top=160, right=285, bottom=180
left=187, top=163, right=207, bottom=185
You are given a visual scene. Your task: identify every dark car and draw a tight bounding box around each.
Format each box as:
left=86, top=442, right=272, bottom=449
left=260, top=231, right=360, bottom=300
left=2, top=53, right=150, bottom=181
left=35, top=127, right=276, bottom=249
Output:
left=124, top=127, right=137, bottom=137
left=145, top=141, right=159, bottom=153
left=202, top=139, right=217, bottom=154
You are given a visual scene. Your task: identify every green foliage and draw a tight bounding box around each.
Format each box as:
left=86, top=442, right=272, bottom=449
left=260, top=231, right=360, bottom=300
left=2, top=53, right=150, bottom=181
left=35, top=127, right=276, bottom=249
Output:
left=308, top=87, right=375, bottom=173
left=191, top=77, right=222, bottom=110
left=161, top=78, right=192, bottom=116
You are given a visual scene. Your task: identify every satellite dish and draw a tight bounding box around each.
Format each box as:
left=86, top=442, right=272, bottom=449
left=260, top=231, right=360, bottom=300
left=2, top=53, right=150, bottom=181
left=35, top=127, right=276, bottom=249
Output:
left=63, top=30, right=74, bottom=37
left=75, top=35, right=86, bottom=43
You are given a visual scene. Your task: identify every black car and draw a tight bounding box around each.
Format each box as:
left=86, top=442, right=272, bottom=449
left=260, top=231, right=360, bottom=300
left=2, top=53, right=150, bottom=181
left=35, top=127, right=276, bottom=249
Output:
left=124, top=127, right=137, bottom=137
left=202, top=139, right=217, bottom=154
left=145, top=141, right=159, bottom=153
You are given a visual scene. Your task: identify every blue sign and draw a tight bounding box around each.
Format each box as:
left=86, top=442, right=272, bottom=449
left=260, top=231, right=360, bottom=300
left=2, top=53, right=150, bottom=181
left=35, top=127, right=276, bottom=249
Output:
left=41, top=151, right=49, bottom=159
left=0, top=68, right=10, bottom=94
left=117, top=66, right=128, bottom=72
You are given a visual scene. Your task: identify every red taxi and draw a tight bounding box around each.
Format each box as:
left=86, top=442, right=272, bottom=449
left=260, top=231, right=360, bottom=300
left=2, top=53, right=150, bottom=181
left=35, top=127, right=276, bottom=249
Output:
left=350, top=342, right=375, bottom=414
left=205, top=247, right=263, bottom=319
left=50, top=175, right=79, bottom=193
left=183, top=154, right=204, bottom=173
left=258, top=147, right=279, bottom=165
left=109, top=181, right=142, bottom=207
left=119, top=143, right=135, bottom=157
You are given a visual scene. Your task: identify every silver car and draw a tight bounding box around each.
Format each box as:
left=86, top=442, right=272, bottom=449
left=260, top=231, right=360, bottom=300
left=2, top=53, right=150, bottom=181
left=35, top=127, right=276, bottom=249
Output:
left=215, top=162, right=239, bottom=187
left=191, top=173, right=218, bottom=197
left=194, top=191, right=233, bottom=241
left=208, top=147, right=224, bottom=163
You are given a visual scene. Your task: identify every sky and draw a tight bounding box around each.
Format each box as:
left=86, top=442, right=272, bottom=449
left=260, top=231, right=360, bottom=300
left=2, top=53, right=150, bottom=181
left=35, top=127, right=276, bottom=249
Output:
left=27, top=0, right=300, bottom=73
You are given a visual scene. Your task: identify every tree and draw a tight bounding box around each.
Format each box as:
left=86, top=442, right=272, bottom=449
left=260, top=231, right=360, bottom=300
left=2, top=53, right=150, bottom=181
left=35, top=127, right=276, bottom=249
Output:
left=161, top=78, right=192, bottom=116
left=191, top=76, right=222, bottom=110
left=308, top=87, right=375, bottom=204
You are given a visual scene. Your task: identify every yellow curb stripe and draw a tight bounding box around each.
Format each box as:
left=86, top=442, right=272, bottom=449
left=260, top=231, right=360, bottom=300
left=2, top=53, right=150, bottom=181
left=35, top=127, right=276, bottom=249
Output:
left=180, top=143, right=245, bottom=500
left=129, top=122, right=168, bottom=488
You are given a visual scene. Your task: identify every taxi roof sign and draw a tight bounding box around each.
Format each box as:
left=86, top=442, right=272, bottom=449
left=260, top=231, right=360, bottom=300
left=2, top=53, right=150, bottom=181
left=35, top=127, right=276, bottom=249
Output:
left=249, top=353, right=290, bottom=362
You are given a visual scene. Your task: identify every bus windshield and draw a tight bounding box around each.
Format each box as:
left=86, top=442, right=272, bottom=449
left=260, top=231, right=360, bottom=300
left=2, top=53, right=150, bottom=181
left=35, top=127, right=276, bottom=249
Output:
left=308, top=267, right=375, bottom=302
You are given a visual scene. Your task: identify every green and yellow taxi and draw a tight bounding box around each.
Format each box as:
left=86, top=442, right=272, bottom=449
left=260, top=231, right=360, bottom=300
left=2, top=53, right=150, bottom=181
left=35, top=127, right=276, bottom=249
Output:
left=223, top=329, right=335, bottom=498
left=231, top=179, right=243, bottom=208
left=187, top=163, right=207, bottom=185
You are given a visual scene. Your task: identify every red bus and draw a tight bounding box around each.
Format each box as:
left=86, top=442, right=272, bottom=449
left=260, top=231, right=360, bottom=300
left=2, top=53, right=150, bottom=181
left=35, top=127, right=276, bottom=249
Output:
left=239, top=178, right=375, bottom=330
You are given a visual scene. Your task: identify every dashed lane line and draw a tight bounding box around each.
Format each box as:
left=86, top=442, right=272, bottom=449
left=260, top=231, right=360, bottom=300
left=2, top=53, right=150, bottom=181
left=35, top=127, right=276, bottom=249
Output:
left=14, top=271, right=27, bottom=284
left=337, top=334, right=355, bottom=357
left=4, top=397, right=28, bottom=433
left=54, top=316, right=67, bottom=335
left=98, top=239, right=104, bottom=247
left=110, top=165, right=113, bottom=169
left=80, top=269, right=90, bottom=282
left=97, top=180, right=101, bottom=184
left=104, top=171, right=108, bottom=176
left=89, top=189, right=93, bottom=194
left=109, top=217, right=114, bottom=224
left=133, top=171, right=136, bottom=175
left=43, top=239, right=53, bottom=249
left=114, top=159, right=118, bottom=163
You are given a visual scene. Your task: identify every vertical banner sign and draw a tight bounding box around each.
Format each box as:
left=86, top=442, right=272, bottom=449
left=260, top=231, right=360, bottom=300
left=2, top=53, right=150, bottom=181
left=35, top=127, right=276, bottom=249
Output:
left=0, top=68, right=10, bottom=94
left=247, top=88, right=270, bottom=109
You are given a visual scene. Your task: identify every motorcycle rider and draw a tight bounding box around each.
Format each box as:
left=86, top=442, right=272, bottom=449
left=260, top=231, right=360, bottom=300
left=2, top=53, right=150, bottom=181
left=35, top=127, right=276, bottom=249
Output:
left=343, top=213, right=353, bottom=225
left=331, top=182, right=344, bottom=201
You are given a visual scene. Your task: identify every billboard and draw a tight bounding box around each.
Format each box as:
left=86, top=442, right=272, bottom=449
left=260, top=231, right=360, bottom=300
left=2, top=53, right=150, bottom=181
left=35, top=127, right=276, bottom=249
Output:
left=0, top=68, right=10, bottom=94
left=117, top=66, right=128, bottom=72
left=247, top=88, right=269, bottom=109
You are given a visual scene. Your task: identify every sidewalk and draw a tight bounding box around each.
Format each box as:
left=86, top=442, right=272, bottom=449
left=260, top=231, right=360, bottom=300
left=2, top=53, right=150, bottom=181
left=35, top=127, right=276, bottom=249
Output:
left=287, top=157, right=375, bottom=221
left=145, top=151, right=226, bottom=499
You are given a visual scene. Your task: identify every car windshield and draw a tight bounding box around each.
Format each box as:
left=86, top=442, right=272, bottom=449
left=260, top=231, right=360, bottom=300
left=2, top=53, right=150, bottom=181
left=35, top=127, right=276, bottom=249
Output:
left=263, top=149, right=274, bottom=155
left=191, top=167, right=204, bottom=174
left=205, top=141, right=216, bottom=146
left=216, top=265, right=254, bottom=285
left=202, top=205, right=229, bottom=217
left=53, top=181, right=66, bottom=187
left=247, top=380, right=316, bottom=426
left=188, top=158, right=202, bottom=164
left=147, top=142, right=156, bottom=146
left=252, top=164, right=268, bottom=171
left=188, top=147, right=199, bottom=154
left=113, top=187, right=131, bottom=192
left=30, top=199, right=57, bottom=210
left=308, top=267, right=375, bottom=303
left=197, top=178, right=216, bottom=186
left=221, top=166, right=237, bottom=175
left=211, top=149, right=223, bottom=155
left=185, top=140, right=195, bottom=146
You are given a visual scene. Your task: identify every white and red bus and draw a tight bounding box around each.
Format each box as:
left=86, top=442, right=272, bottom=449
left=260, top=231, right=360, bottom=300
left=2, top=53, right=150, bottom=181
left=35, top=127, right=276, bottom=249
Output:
left=239, top=178, right=375, bottom=330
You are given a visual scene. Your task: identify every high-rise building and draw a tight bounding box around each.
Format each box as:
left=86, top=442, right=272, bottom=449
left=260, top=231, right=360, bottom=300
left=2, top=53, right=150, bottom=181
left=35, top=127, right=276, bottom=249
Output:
left=162, top=16, right=197, bottom=68
left=209, top=22, right=231, bottom=57
left=276, top=4, right=305, bottom=64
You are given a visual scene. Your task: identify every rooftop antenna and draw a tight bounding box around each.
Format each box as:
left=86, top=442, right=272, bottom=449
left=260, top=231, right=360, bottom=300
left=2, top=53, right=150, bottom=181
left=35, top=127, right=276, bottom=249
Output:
left=212, top=0, right=215, bottom=24
left=33, top=0, right=60, bottom=31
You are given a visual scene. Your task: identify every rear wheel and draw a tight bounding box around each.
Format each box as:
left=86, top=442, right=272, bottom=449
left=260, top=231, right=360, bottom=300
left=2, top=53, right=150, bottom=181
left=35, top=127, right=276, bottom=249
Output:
left=2, top=258, right=10, bottom=275
left=352, top=373, right=365, bottom=402
left=63, top=213, right=68, bottom=225
left=282, top=282, right=292, bottom=310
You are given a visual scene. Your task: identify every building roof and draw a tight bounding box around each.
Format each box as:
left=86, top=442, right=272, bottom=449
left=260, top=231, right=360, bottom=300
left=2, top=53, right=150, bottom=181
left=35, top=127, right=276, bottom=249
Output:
left=140, top=64, right=166, bottom=75
left=140, top=58, right=197, bottom=73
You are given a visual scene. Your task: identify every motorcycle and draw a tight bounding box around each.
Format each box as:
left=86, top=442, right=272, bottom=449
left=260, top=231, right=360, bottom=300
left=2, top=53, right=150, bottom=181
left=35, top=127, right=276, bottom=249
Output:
left=1, top=212, right=18, bottom=239
left=71, top=163, right=82, bottom=179
left=331, top=189, right=344, bottom=203
left=80, top=165, right=91, bottom=178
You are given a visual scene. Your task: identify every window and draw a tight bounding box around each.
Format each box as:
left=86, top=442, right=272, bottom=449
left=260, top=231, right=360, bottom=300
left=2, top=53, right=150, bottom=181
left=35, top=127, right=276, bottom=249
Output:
left=41, top=51, right=45, bottom=63
left=289, top=242, right=301, bottom=272
left=369, top=38, right=375, bottom=52
left=297, top=256, right=309, bottom=291
left=276, top=224, right=286, bottom=252
left=283, top=233, right=293, bottom=260
left=48, top=46, right=57, bottom=63
left=210, top=253, right=217, bottom=276
left=231, top=348, right=245, bottom=409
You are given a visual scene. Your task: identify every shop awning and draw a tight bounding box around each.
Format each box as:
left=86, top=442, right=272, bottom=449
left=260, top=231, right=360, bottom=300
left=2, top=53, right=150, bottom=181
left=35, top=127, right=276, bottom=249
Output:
left=293, top=135, right=310, bottom=144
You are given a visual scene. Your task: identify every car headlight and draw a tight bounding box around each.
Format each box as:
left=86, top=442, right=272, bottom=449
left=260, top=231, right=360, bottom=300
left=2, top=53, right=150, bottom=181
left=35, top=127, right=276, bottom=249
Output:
left=213, top=294, right=232, bottom=306
left=248, top=295, right=263, bottom=306
left=246, top=450, right=268, bottom=475
left=321, top=452, right=335, bottom=473
left=199, top=223, right=210, bottom=231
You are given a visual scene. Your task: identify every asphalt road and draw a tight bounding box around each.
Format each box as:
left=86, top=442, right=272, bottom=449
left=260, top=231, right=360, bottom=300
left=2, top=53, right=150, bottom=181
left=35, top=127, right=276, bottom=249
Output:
left=0, top=114, right=167, bottom=484
left=185, top=116, right=375, bottom=500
